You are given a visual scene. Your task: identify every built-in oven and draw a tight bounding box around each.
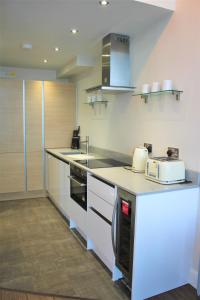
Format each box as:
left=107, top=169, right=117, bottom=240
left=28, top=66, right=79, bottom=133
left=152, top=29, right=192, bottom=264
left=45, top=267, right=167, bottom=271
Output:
left=69, top=164, right=87, bottom=211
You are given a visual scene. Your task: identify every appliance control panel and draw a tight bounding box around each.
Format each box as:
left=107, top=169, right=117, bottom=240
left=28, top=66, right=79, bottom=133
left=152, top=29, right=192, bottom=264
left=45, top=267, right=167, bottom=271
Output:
left=121, top=200, right=130, bottom=216
left=118, top=188, right=135, bottom=202
left=118, top=188, right=136, bottom=217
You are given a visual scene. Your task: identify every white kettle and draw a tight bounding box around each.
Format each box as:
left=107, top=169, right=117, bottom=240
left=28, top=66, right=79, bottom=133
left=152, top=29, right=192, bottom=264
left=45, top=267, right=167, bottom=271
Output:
left=132, top=147, right=148, bottom=173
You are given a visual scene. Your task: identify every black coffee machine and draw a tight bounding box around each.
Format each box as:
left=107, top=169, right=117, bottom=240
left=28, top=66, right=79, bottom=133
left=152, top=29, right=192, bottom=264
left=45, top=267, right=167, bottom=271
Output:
left=71, top=126, right=80, bottom=149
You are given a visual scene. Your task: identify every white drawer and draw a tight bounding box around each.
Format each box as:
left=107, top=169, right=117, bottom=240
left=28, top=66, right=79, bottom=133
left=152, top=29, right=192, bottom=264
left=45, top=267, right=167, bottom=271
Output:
left=87, top=174, right=115, bottom=206
left=69, top=198, right=87, bottom=238
left=88, top=190, right=113, bottom=222
left=87, top=207, right=115, bottom=272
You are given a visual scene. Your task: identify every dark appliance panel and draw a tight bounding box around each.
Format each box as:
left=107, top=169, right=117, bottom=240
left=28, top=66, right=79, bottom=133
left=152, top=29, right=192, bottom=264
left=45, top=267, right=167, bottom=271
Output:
left=112, top=188, right=136, bottom=287
left=71, top=126, right=80, bottom=149
left=70, top=164, right=87, bottom=210
left=74, top=158, right=130, bottom=169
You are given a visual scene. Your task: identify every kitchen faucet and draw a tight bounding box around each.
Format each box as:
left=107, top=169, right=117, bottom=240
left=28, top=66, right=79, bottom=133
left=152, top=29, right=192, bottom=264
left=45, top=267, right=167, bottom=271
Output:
left=81, top=136, right=89, bottom=154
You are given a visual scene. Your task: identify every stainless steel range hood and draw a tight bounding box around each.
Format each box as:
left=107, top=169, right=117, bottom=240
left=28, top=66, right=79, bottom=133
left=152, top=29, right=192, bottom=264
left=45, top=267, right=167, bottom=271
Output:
left=86, top=33, right=135, bottom=94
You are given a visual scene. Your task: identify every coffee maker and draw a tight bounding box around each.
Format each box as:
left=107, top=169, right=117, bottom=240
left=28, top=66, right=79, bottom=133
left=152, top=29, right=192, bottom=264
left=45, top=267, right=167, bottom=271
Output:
left=71, top=126, right=80, bottom=149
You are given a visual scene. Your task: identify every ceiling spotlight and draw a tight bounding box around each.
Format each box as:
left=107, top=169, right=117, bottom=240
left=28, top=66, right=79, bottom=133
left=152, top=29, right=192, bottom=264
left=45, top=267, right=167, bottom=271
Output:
left=44, top=59, right=48, bottom=63
left=22, top=43, right=32, bottom=50
left=70, top=28, right=79, bottom=34
left=55, top=47, right=59, bottom=52
left=99, top=0, right=110, bottom=6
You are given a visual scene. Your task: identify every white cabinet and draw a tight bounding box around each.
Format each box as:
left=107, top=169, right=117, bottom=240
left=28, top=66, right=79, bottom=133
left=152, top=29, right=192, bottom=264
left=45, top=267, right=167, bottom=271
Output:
left=46, top=153, right=70, bottom=218
left=87, top=174, right=115, bottom=272
left=58, top=159, right=70, bottom=217
left=87, top=205, right=115, bottom=271
left=131, top=188, right=199, bottom=300
left=68, top=198, right=87, bottom=238
left=87, top=174, right=115, bottom=206
left=46, top=154, right=58, bottom=201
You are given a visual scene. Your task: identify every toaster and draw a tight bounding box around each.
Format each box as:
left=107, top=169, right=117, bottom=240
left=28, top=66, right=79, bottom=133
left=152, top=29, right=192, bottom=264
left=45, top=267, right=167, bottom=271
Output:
left=145, top=157, right=185, bottom=184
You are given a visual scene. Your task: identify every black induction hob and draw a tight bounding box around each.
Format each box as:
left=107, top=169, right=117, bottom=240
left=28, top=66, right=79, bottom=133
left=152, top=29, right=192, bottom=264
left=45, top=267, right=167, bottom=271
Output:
left=74, top=158, right=130, bottom=169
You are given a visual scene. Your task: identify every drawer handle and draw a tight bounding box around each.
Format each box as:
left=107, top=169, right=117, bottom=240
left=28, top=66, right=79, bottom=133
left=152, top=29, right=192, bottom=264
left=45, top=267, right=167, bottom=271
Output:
left=91, top=175, right=115, bottom=188
left=68, top=176, right=86, bottom=187
left=90, top=207, right=112, bottom=226
left=111, top=197, right=119, bottom=257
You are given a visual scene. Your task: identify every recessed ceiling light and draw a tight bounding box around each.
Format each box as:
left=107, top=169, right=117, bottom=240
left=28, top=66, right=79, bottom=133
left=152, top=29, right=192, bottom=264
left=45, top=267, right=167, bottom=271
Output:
left=55, top=47, right=59, bottom=52
left=22, top=43, right=32, bottom=49
left=99, top=0, right=110, bottom=6
left=70, top=28, right=79, bottom=34
left=44, top=59, right=48, bottom=63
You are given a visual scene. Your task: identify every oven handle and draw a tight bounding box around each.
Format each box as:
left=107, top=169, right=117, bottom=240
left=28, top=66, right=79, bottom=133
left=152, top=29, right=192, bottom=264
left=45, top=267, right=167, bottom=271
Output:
left=68, top=176, right=86, bottom=187
left=111, top=195, right=119, bottom=257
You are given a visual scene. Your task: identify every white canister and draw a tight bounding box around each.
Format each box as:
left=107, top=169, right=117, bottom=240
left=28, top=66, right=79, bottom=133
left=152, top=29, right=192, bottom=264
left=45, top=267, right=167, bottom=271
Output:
left=132, top=147, right=148, bottom=173
left=91, top=95, right=96, bottom=103
left=142, top=84, right=150, bottom=94
left=87, top=95, right=92, bottom=103
left=96, top=91, right=103, bottom=102
left=162, top=80, right=173, bottom=91
left=151, top=82, right=160, bottom=92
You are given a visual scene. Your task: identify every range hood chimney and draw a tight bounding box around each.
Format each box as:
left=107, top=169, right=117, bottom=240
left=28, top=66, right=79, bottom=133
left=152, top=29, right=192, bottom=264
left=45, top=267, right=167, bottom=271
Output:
left=86, top=33, right=135, bottom=94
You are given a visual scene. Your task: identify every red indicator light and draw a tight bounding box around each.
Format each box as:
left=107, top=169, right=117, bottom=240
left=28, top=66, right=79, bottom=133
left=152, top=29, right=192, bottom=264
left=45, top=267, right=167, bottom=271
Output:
left=122, top=200, right=129, bottom=216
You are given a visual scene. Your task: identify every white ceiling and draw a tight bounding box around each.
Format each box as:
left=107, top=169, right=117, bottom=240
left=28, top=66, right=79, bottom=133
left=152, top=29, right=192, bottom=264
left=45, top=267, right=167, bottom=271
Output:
left=0, top=0, right=172, bottom=71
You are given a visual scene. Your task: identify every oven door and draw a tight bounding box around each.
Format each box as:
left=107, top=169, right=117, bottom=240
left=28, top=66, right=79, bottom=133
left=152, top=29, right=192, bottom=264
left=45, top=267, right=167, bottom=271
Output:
left=69, top=175, right=87, bottom=210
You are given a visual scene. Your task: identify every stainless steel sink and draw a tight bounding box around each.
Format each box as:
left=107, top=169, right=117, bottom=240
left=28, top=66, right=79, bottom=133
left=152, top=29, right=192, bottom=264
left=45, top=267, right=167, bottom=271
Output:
left=60, top=152, right=84, bottom=155
left=60, top=152, right=95, bottom=160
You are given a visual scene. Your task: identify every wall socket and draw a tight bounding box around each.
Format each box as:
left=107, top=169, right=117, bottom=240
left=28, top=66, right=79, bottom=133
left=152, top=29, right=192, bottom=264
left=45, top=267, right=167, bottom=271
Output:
left=167, top=147, right=179, bottom=159
left=144, top=143, right=152, bottom=153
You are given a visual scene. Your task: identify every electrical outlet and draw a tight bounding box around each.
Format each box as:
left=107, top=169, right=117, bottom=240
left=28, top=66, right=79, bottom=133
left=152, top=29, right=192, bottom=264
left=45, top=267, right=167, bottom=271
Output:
left=167, top=147, right=179, bottom=159
left=144, top=143, right=152, bottom=153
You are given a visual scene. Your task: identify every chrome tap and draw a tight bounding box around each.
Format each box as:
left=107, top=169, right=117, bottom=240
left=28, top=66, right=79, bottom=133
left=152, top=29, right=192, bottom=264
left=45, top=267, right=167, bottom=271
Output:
left=81, top=136, right=89, bottom=154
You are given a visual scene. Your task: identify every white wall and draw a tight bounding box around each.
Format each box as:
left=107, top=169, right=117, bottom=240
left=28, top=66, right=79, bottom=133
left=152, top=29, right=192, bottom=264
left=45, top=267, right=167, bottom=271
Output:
left=77, top=0, right=200, bottom=172
left=76, top=0, right=200, bottom=287
left=135, top=0, right=176, bottom=11
left=0, top=66, right=67, bottom=81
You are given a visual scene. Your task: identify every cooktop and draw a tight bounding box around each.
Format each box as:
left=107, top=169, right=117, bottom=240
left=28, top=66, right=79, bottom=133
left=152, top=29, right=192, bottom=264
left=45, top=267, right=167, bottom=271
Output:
left=74, top=158, right=130, bottom=169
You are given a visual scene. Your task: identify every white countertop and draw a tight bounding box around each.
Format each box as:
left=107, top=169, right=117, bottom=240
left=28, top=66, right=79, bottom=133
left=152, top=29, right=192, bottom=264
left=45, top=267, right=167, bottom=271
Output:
left=90, top=167, right=198, bottom=196
left=46, top=148, right=198, bottom=196
left=46, top=147, right=102, bottom=163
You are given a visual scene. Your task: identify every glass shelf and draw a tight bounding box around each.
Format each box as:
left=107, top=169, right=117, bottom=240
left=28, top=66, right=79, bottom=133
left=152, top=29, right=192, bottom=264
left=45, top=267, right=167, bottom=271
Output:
left=132, top=90, right=183, bottom=103
left=84, top=100, right=109, bottom=106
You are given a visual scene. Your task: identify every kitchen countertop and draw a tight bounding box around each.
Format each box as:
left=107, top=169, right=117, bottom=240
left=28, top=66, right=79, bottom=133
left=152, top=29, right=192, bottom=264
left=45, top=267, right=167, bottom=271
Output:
left=46, top=148, right=199, bottom=196
left=91, top=167, right=198, bottom=196
left=46, top=147, right=102, bottom=164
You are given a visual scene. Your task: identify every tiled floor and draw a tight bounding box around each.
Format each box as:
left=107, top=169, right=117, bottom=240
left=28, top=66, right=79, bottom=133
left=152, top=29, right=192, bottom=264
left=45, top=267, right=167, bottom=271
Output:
left=0, top=198, right=197, bottom=300
left=0, top=198, right=129, bottom=300
left=0, top=287, right=99, bottom=300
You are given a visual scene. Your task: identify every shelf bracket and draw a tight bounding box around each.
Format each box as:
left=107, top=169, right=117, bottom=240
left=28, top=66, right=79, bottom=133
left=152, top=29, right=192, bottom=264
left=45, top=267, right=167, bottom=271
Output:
left=172, top=91, right=181, bottom=101
left=141, top=94, right=148, bottom=103
left=86, top=101, right=108, bottom=107
left=138, top=90, right=183, bottom=103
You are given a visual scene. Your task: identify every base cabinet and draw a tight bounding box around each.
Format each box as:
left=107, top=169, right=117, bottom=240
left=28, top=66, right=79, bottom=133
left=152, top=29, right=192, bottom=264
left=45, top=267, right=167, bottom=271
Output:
left=58, top=160, right=70, bottom=217
left=68, top=198, right=87, bottom=238
left=87, top=174, right=115, bottom=273
left=46, top=154, right=60, bottom=204
left=131, top=188, right=199, bottom=300
left=46, top=153, right=70, bottom=217
left=87, top=207, right=115, bottom=272
left=46, top=157, right=200, bottom=300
